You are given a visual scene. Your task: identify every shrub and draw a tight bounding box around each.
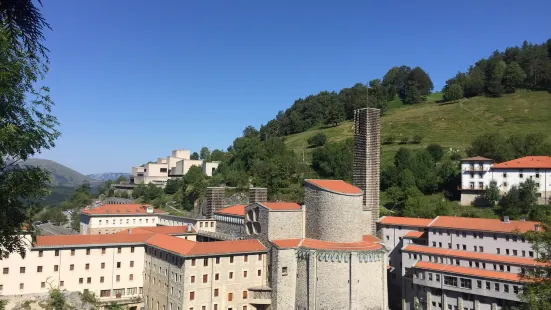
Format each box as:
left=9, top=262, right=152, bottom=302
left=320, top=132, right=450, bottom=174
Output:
left=399, top=137, right=409, bottom=144
left=426, top=143, right=444, bottom=161
left=412, top=134, right=423, bottom=144
left=450, top=153, right=462, bottom=161
left=383, top=134, right=396, bottom=145
left=307, top=133, right=328, bottom=147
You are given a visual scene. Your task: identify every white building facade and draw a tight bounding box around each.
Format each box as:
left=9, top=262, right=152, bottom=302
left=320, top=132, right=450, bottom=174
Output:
left=460, top=156, right=551, bottom=205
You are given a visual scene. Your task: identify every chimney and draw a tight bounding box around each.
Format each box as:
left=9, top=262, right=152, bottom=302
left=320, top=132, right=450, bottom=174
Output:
left=535, top=224, right=540, bottom=232
left=249, top=187, right=268, bottom=204
left=503, top=216, right=510, bottom=223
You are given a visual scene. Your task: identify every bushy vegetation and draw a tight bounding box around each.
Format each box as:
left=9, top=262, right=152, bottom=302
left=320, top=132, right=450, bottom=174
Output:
left=307, top=132, right=328, bottom=147
left=467, top=132, right=551, bottom=162
left=443, top=39, right=551, bottom=100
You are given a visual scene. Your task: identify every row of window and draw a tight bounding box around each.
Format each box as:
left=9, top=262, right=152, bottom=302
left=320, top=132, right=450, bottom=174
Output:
left=145, top=297, right=249, bottom=310
left=431, top=229, right=525, bottom=241
left=36, top=246, right=136, bottom=257
left=408, top=253, right=531, bottom=274
left=98, top=218, right=154, bottom=225
left=418, top=272, right=521, bottom=294
left=146, top=269, right=262, bottom=286
left=99, top=287, right=142, bottom=297
left=3, top=261, right=135, bottom=275
left=0, top=281, right=142, bottom=292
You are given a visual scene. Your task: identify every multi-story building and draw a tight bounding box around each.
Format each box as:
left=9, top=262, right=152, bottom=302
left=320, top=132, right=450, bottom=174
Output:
left=460, top=155, right=551, bottom=205
left=79, top=204, right=166, bottom=235
left=131, top=149, right=220, bottom=187
left=379, top=215, right=542, bottom=310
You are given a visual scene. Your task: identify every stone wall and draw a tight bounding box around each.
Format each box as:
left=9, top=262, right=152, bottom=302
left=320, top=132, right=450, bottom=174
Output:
left=304, top=183, right=364, bottom=243
left=270, top=248, right=298, bottom=310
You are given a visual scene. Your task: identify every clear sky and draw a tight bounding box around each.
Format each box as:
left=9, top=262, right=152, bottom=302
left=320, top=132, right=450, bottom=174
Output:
left=39, top=0, right=551, bottom=174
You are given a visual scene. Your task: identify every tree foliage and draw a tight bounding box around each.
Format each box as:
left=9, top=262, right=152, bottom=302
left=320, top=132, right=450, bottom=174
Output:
left=466, top=132, right=551, bottom=163
left=484, top=181, right=500, bottom=207
left=200, top=147, right=211, bottom=160
left=443, top=83, right=464, bottom=102
left=190, top=152, right=199, bottom=160
left=307, top=132, right=328, bottom=147
left=312, top=139, right=353, bottom=182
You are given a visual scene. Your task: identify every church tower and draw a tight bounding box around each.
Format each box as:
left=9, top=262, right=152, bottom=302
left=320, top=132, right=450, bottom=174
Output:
left=353, top=108, right=381, bottom=235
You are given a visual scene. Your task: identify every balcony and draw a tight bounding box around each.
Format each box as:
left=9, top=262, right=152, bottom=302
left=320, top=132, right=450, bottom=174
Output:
left=248, top=286, right=272, bottom=305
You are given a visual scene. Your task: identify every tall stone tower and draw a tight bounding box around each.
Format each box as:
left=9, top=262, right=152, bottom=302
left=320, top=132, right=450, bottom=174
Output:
left=205, top=187, right=225, bottom=218
left=353, top=108, right=381, bottom=235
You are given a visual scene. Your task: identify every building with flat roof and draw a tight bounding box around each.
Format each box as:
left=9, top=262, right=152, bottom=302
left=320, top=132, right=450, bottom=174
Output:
left=79, top=204, right=166, bottom=235
left=379, top=215, right=541, bottom=310
left=460, top=155, right=551, bottom=205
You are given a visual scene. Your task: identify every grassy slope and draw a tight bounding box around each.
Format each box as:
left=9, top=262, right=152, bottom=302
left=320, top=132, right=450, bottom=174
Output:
left=285, top=90, right=551, bottom=167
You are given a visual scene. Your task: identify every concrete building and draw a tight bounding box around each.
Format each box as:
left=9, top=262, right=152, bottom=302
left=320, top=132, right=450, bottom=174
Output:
left=460, top=155, right=551, bottom=205
left=80, top=204, right=166, bottom=235
left=353, top=108, right=381, bottom=235
left=131, top=149, right=219, bottom=187
left=379, top=215, right=541, bottom=310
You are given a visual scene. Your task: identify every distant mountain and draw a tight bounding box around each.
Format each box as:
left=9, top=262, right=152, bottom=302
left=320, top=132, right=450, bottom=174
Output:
left=87, top=172, right=131, bottom=182
left=21, top=158, right=94, bottom=186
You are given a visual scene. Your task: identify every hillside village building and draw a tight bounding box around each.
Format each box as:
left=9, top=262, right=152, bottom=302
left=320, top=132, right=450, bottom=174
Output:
left=460, top=155, right=551, bottom=205
left=131, top=149, right=220, bottom=187
left=379, top=215, right=541, bottom=310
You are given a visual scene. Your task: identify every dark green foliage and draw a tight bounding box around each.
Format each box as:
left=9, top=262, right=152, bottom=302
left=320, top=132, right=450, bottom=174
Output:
left=200, top=147, right=211, bottom=160
left=164, top=178, right=181, bottom=195
left=426, top=144, right=444, bottom=162
left=307, top=133, right=328, bottom=147
left=210, top=149, right=226, bottom=161
left=450, top=152, right=462, bottom=161
left=403, top=80, right=423, bottom=104
left=311, top=139, right=353, bottom=182
left=443, top=83, right=464, bottom=102
left=499, top=179, right=539, bottom=219
left=467, top=132, right=551, bottom=162
left=444, top=39, right=551, bottom=97
left=132, top=183, right=163, bottom=202
left=382, top=66, right=412, bottom=100
left=0, top=1, right=59, bottom=258
left=399, top=136, right=409, bottom=144
left=324, top=100, right=345, bottom=127
left=190, top=152, right=199, bottom=160
left=402, top=194, right=454, bottom=218
left=408, top=67, right=434, bottom=96
left=394, top=148, right=412, bottom=169
left=383, top=134, right=396, bottom=145
left=484, top=181, right=500, bottom=207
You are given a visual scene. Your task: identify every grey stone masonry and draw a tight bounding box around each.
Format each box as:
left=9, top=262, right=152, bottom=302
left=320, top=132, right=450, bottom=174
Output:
left=205, top=187, right=225, bottom=218
left=249, top=187, right=268, bottom=204
left=353, top=108, right=381, bottom=235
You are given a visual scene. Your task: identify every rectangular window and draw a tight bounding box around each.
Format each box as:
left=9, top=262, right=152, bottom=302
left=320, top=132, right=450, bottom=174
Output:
left=477, top=280, right=482, bottom=288
left=480, top=246, right=484, bottom=252
left=460, top=278, right=472, bottom=289
left=20, top=267, right=25, bottom=274
left=243, top=270, right=248, bottom=278
left=116, top=275, right=120, bottom=282
left=428, top=273, right=433, bottom=281
left=504, top=284, right=509, bottom=293
left=495, top=283, right=500, bottom=291
left=216, top=257, right=220, bottom=264
left=436, top=274, right=440, bottom=282
left=243, top=290, right=248, bottom=299
left=191, top=259, right=196, bottom=266
left=228, top=293, right=233, bottom=302
left=100, top=290, right=110, bottom=297
left=204, top=258, right=208, bottom=267
left=486, top=282, right=491, bottom=290
left=39, top=251, right=43, bottom=257
left=191, top=276, right=195, bottom=283
left=60, top=281, right=64, bottom=287
left=71, top=249, right=75, bottom=256
left=514, top=286, right=520, bottom=294
left=87, top=277, right=91, bottom=284
left=117, top=262, right=121, bottom=268
left=229, top=272, right=233, bottom=279
left=79, top=278, right=83, bottom=284
left=102, top=248, right=106, bottom=254
left=258, top=269, right=262, bottom=277
left=444, top=276, right=457, bottom=287
left=282, top=267, right=288, bottom=276
left=230, top=256, right=234, bottom=263
left=20, top=283, right=24, bottom=289
left=85, top=263, right=90, bottom=270
left=215, top=273, right=219, bottom=281
left=189, top=291, right=195, bottom=301
left=130, top=274, right=134, bottom=280
left=37, top=266, right=43, bottom=272
left=131, top=247, right=135, bottom=253
left=100, top=277, right=104, bottom=283
left=101, top=262, right=105, bottom=269
left=214, top=288, right=219, bottom=297
left=117, top=247, right=122, bottom=254
left=55, top=250, right=59, bottom=256
left=86, top=249, right=90, bottom=255
left=203, top=274, right=208, bottom=283
left=54, top=265, right=58, bottom=272
left=41, top=282, right=45, bottom=288
left=244, top=255, right=248, bottom=262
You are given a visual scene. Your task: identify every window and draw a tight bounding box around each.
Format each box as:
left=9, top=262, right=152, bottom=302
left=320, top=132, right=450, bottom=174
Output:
left=439, top=242, right=442, bottom=248
left=504, top=284, right=509, bottom=293
left=131, top=247, right=135, bottom=253
left=282, top=267, right=288, bottom=276
left=191, top=276, right=195, bottom=283
left=242, top=290, right=248, bottom=299
left=486, top=282, right=491, bottom=290
left=214, top=288, right=219, bottom=297
left=100, top=277, right=104, bottom=283
left=87, top=277, right=91, bottom=284
left=436, top=274, right=440, bottom=282
left=229, top=272, right=233, bottom=279
left=462, top=231, right=467, bottom=237
left=514, top=286, right=520, bottom=294
left=79, top=278, right=83, bottom=284
left=474, top=246, right=478, bottom=252
left=477, top=280, right=482, bottom=289
left=85, top=263, right=89, bottom=270
left=203, top=274, right=208, bottom=283
left=20, top=267, right=25, bottom=274
left=130, top=274, right=134, bottom=280
left=230, top=256, right=234, bottom=263
left=54, top=265, right=58, bottom=272
left=39, top=250, right=43, bottom=257
left=118, top=247, right=122, bottom=254
left=522, top=250, right=526, bottom=257
left=444, top=276, right=457, bottom=287
left=497, top=248, right=501, bottom=254
left=215, top=273, right=219, bottom=281
left=428, top=273, right=433, bottom=281
left=116, top=275, right=120, bottom=282
left=228, top=293, right=233, bottom=302
left=71, top=249, right=75, bottom=256
left=189, top=292, right=195, bottom=301
left=506, top=249, right=510, bottom=255
left=101, top=262, right=105, bottom=269
left=480, top=246, right=484, bottom=252
left=37, top=266, right=43, bottom=272
left=507, top=265, right=511, bottom=272
left=432, top=242, right=436, bottom=247
left=86, top=249, right=90, bottom=255
left=462, top=244, right=466, bottom=250
left=191, top=259, right=196, bottom=266
left=160, top=168, right=167, bottom=173
left=244, top=255, right=248, bottom=262
left=216, top=257, right=220, bottom=264
left=102, top=248, right=106, bottom=254
left=529, top=251, right=534, bottom=257
left=60, top=281, right=64, bottom=287
left=55, top=250, right=59, bottom=256
left=448, top=243, right=452, bottom=249
left=204, top=258, right=209, bottom=267
left=460, top=278, right=472, bottom=289
left=117, top=262, right=121, bottom=268
left=258, top=270, right=262, bottom=277
left=20, top=283, right=24, bottom=289
left=130, top=261, right=134, bottom=267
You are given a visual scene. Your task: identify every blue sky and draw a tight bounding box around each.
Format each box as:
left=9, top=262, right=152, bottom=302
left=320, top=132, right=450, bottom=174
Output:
left=39, top=0, right=551, bottom=174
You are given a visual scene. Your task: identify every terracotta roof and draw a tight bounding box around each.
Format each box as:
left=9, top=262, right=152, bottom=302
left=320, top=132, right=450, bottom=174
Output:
left=260, top=202, right=301, bottom=211
left=116, top=226, right=195, bottom=235
left=305, top=179, right=362, bottom=195
left=414, top=261, right=522, bottom=282
left=215, top=205, right=246, bottom=217
left=378, top=216, right=433, bottom=227
left=430, top=216, right=540, bottom=233
left=146, top=234, right=266, bottom=256
left=35, top=233, right=154, bottom=247
left=272, top=235, right=383, bottom=251
left=492, top=156, right=551, bottom=169
left=461, top=156, right=493, bottom=161
left=404, top=231, right=425, bottom=238
left=82, top=204, right=166, bottom=215
left=403, top=244, right=543, bottom=266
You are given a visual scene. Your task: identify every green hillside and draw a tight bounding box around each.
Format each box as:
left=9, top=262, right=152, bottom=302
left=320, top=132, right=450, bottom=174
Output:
left=284, top=90, right=551, bottom=166
left=22, top=158, right=94, bottom=186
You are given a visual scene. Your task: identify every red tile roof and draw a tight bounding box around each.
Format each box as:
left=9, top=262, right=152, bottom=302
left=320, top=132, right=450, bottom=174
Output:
left=378, top=216, right=433, bottom=227
left=430, top=216, right=540, bottom=233
left=272, top=235, right=383, bottom=251
left=82, top=204, right=165, bottom=215
left=305, top=179, right=362, bottom=195
left=146, top=234, right=266, bottom=256
left=404, top=231, right=425, bottom=238
left=116, top=226, right=195, bottom=235
left=492, top=156, right=551, bottom=169
left=461, top=156, right=493, bottom=161
left=35, top=233, right=155, bottom=247
left=260, top=202, right=301, bottom=211
left=404, top=245, right=544, bottom=266
left=414, top=261, right=522, bottom=282
left=215, top=205, right=246, bottom=217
